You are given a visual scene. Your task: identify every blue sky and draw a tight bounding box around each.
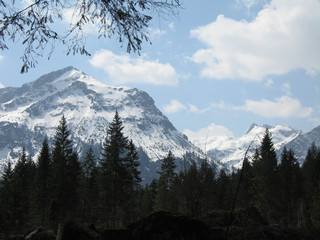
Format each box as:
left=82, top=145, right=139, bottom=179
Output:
left=0, top=0, right=319, bottom=137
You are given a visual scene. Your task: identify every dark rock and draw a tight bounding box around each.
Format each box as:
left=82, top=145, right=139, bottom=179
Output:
left=101, top=229, right=133, bottom=240
left=128, top=211, right=221, bottom=240
left=60, top=222, right=96, bottom=240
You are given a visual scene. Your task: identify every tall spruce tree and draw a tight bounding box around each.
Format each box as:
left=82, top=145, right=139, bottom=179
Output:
left=278, top=147, right=302, bottom=227
left=81, top=147, right=99, bottom=224
left=34, top=137, right=52, bottom=226
left=126, top=139, right=142, bottom=190
left=155, top=150, right=176, bottom=211
left=0, top=160, right=14, bottom=235
left=122, top=139, right=142, bottom=225
left=51, top=115, right=78, bottom=224
left=252, top=129, right=279, bottom=224
left=11, top=148, right=36, bottom=231
left=99, top=111, right=130, bottom=228
left=302, top=143, right=320, bottom=228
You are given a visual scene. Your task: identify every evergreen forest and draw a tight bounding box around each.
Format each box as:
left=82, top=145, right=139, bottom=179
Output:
left=0, top=112, right=320, bottom=239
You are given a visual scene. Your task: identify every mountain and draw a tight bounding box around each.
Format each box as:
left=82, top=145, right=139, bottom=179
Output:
left=185, top=123, right=320, bottom=170
left=0, top=66, right=220, bottom=183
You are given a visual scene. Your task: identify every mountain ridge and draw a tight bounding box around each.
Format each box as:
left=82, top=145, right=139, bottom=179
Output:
left=185, top=123, right=319, bottom=170
left=0, top=67, right=318, bottom=180
left=0, top=67, right=218, bottom=183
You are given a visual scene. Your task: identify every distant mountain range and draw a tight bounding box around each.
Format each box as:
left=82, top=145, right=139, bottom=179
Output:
left=185, top=123, right=320, bottom=170
left=0, top=66, right=219, bottom=183
left=0, top=67, right=319, bottom=182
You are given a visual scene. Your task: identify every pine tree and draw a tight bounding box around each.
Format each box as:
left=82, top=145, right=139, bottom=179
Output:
left=141, top=179, right=158, bottom=216
left=198, top=159, right=216, bottom=216
left=99, top=111, right=130, bottom=228
left=278, top=147, right=302, bottom=227
left=65, top=152, right=82, bottom=218
left=179, top=161, right=200, bottom=216
left=252, top=129, right=279, bottom=224
left=215, top=169, right=232, bottom=211
left=155, top=150, right=176, bottom=211
left=122, top=139, right=142, bottom=225
left=302, top=143, right=320, bottom=228
left=126, top=139, right=142, bottom=190
left=12, top=148, right=36, bottom=231
left=302, top=143, right=320, bottom=196
left=0, top=160, right=14, bottom=235
left=51, top=115, right=77, bottom=224
left=34, top=137, right=52, bottom=227
left=81, top=147, right=99, bottom=224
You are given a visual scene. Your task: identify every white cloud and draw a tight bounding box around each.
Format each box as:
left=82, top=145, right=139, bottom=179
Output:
left=163, top=100, right=186, bottom=114
left=282, top=82, right=292, bottom=95
left=168, top=22, right=175, bottom=31
left=211, top=101, right=228, bottom=110
left=183, top=123, right=234, bottom=140
left=237, top=96, right=313, bottom=118
left=265, top=78, right=274, bottom=87
left=190, top=0, right=320, bottom=81
left=236, top=0, right=259, bottom=10
left=188, top=104, right=211, bottom=114
left=0, top=82, right=4, bottom=88
left=89, top=50, right=179, bottom=85
left=149, top=28, right=167, bottom=39
left=0, top=55, right=4, bottom=62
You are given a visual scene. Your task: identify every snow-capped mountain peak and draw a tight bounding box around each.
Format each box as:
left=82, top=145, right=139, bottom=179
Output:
left=185, top=123, right=319, bottom=170
left=0, top=67, right=220, bottom=183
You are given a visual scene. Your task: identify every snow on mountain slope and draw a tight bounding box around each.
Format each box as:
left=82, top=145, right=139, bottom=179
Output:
left=0, top=67, right=216, bottom=179
left=185, top=123, right=316, bottom=170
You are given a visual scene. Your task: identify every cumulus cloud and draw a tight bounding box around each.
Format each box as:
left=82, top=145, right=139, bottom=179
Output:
left=89, top=50, right=179, bottom=85
left=190, top=0, right=320, bottom=81
left=183, top=123, right=235, bottom=140
left=237, top=96, right=313, bottom=118
left=163, top=100, right=186, bottom=114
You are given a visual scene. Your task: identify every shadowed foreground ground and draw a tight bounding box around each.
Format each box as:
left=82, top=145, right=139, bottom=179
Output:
left=7, top=211, right=320, bottom=240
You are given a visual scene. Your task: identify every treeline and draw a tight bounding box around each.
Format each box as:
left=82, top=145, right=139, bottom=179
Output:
left=0, top=112, right=320, bottom=238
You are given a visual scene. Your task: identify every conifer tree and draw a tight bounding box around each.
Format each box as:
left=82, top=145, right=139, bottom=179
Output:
left=278, top=147, right=302, bottom=227
left=126, top=139, right=142, bottom=190
left=122, top=139, right=142, bottom=224
left=198, top=159, right=216, bottom=216
left=141, top=179, right=158, bottom=216
left=215, top=169, right=231, bottom=210
left=179, top=161, right=201, bottom=216
left=51, top=115, right=78, bottom=224
left=155, top=150, right=176, bottom=211
left=81, top=147, right=99, bottom=224
left=12, top=148, right=36, bottom=231
left=252, top=129, right=279, bottom=223
left=302, top=143, right=320, bottom=228
left=34, top=137, right=52, bottom=226
left=99, top=111, right=130, bottom=228
left=65, top=152, right=82, bottom=218
left=0, top=160, right=14, bottom=235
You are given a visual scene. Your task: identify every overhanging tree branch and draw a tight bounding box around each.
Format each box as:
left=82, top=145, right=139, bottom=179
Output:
left=0, top=0, right=181, bottom=73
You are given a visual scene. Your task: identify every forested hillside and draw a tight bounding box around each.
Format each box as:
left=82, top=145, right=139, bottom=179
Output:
left=0, top=112, right=320, bottom=239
